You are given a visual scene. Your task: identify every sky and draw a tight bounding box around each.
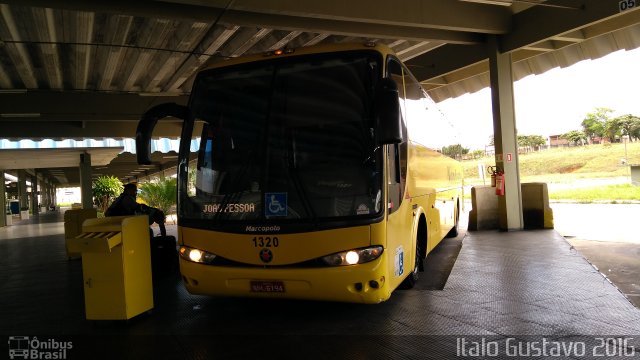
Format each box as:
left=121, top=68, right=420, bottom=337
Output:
left=436, top=47, right=640, bottom=150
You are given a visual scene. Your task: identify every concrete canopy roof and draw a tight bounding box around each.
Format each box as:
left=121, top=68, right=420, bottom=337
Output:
left=2, top=150, right=180, bottom=187
left=1, top=0, right=639, bottom=186
left=0, top=147, right=122, bottom=170
left=0, top=147, right=122, bottom=186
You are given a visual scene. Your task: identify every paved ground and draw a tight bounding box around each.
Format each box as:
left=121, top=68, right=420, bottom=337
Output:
left=3, top=210, right=639, bottom=359
left=9, top=204, right=638, bottom=311
left=553, top=203, right=640, bottom=308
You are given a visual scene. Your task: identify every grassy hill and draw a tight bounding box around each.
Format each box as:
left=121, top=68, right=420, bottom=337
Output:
left=463, top=142, right=640, bottom=183
left=461, top=142, right=640, bottom=202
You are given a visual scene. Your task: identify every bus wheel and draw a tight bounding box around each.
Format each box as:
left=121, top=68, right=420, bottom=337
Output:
left=399, top=241, right=421, bottom=289
left=446, top=201, right=460, bottom=238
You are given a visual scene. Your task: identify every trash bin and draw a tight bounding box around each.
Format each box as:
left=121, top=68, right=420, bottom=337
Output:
left=63, top=209, right=97, bottom=259
left=10, top=201, right=19, bottom=215
left=67, top=215, right=153, bottom=320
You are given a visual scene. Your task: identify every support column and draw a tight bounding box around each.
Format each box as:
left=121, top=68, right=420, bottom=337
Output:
left=46, top=179, right=52, bottom=209
left=48, top=179, right=53, bottom=209
left=33, top=172, right=39, bottom=214
left=0, top=171, right=6, bottom=227
left=41, top=178, right=48, bottom=209
left=18, top=170, right=28, bottom=211
left=79, top=152, right=93, bottom=210
left=52, top=184, right=57, bottom=209
left=488, top=36, right=523, bottom=231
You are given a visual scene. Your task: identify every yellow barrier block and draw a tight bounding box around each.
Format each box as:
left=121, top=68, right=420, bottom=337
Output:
left=68, top=231, right=122, bottom=253
left=469, top=183, right=554, bottom=230
left=521, top=182, right=554, bottom=229
left=72, top=215, right=153, bottom=320
left=64, top=209, right=97, bottom=259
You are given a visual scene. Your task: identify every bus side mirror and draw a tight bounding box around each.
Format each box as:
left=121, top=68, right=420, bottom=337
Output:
left=375, top=78, right=402, bottom=145
left=136, top=103, right=189, bottom=165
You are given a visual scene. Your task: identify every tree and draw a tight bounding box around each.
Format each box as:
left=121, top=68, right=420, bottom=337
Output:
left=469, top=150, right=486, bottom=159
left=581, top=107, right=613, bottom=143
left=528, top=135, right=547, bottom=149
left=441, top=144, right=469, bottom=159
left=615, top=114, right=640, bottom=141
left=561, top=130, right=587, bottom=145
left=603, top=117, right=622, bottom=142
left=138, top=177, right=177, bottom=217
left=517, top=135, right=547, bottom=152
left=92, top=176, right=123, bottom=212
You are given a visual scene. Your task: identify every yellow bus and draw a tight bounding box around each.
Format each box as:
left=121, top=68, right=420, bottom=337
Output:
left=136, top=42, right=463, bottom=303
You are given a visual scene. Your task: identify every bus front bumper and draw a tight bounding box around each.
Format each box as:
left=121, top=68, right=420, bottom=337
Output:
left=179, top=257, right=391, bottom=304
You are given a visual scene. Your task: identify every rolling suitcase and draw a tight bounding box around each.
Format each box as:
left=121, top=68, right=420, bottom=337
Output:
left=150, top=235, right=178, bottom=276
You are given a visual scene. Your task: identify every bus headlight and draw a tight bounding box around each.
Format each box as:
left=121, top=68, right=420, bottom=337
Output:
left=179, top=246, right=217, bottom=264
left=321, top=246, right=384, bottom=266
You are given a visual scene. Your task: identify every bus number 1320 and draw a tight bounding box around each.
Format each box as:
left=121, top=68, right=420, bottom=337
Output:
left=252, top=236, right=279, bottom=248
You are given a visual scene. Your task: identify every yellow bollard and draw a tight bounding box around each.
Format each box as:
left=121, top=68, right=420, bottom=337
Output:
left=67, top=215, right=153, bottom=320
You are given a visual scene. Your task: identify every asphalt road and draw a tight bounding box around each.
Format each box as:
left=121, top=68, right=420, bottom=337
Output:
left=553, top=203, right=640, bottom=244
left=552, top=203, right=640, bottom=308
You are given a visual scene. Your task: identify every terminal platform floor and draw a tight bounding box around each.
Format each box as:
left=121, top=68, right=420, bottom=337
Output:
left=1, top=210, right=639, bottom=359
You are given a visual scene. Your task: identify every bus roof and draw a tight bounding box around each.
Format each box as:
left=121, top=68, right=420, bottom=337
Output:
left=200, top=42, right=396, bottom=71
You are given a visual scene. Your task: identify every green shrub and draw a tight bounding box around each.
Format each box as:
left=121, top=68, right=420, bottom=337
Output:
left=92, top=176, right=123, bottom=212
left=138, top=177, right=177, bottom=216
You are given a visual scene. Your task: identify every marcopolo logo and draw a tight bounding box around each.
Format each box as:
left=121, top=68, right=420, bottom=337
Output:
left=8, top=336, right=72, bottom=359
left=245, top=225, right=281, bottom=232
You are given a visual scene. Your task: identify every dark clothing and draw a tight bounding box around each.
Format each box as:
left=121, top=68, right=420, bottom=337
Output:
left=142, top=206, right=167, bottom=237
left=105, top=193, right=140, bottom=216
left=105, top=194, right=166, bottom=236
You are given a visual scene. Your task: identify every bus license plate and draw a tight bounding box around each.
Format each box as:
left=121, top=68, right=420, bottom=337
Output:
left=250, top=280, right=285, bottom=293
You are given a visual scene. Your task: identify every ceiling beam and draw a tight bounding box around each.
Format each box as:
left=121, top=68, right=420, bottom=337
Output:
left=0, top=4, right=39, bottom=88
left=0, top=147, right=122, bottom=170
left=396, top=41, right=444, bottom=61
left=0, top=120, right=183, bottom=139
left=409, top=0, right=640, bottom=85
left=219, top=10, right=484, bottom=44
left=165, top=25, right=240, bottom=92
left=226, top=0, right=511, bottom=34
left=406, top=43, right=488, bottom=83
left=1, top=0, right=488, bottom=44
left=0, top=91, right=187, bottom=118
left=501, top=0, right=640, bottom=52
left=0, top=91, right=187, bottom=138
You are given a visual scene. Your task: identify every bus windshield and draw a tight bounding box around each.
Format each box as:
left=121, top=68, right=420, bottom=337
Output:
left=181, top=51, right=383, bottom=226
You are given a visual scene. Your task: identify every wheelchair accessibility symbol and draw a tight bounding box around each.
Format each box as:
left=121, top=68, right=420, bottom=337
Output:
left=265, top=192, right=287, bottom=217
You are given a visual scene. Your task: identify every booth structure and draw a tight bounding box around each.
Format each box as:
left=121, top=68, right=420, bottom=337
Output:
left=469, top=183, right=554, bottom=231
left=68, top=215, right=153, bottom=320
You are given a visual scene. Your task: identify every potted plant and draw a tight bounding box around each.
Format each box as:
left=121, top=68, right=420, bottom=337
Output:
left=20, top=206, right=29, bottom=220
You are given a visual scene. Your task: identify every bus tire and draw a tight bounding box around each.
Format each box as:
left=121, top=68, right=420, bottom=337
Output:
left=399, top=238, right=422, bottom=289
left=446, top=200, right=460, bottom=238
